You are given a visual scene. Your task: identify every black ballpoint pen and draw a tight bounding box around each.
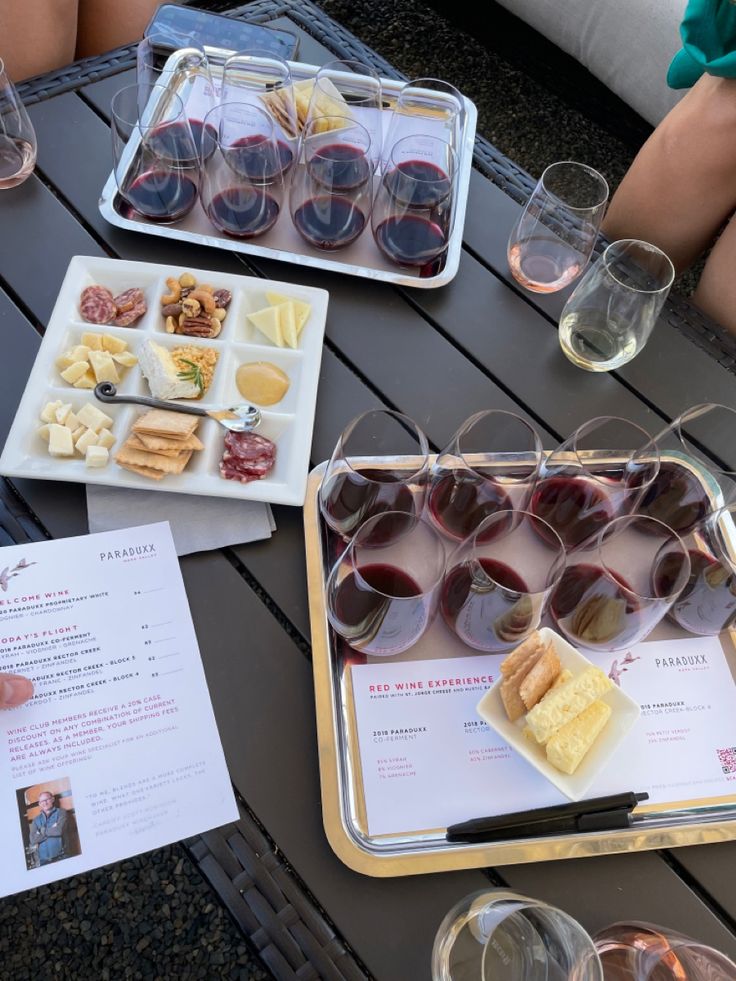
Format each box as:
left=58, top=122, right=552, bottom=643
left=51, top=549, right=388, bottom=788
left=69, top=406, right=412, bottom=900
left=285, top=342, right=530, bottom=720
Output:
left=446, top=791, right=649, bottom=844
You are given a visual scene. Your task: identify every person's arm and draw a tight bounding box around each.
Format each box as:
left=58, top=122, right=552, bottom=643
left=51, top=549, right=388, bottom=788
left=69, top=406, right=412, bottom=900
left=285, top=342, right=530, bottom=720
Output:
left=44, top=810, right=67, bottom=838
left=28, top=818, right=44, bottom=847
left=0, top=0, right=78, bottom=82
left=0, top=674, right=33, bottom=708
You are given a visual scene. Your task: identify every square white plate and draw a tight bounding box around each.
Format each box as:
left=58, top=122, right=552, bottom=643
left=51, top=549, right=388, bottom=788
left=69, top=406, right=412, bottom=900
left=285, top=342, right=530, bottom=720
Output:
left=0, top=256, right=328, bottom=506
left=476, top=627, right=641, bottom=801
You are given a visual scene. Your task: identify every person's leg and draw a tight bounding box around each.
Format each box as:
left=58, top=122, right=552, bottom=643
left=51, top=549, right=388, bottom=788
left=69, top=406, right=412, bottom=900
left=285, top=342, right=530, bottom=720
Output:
left=0, top=0, right=78, bottom=81
left=75, top=0, right=159, bottom=58
left=602, top=74, right=736, bottom=274
left=691, top=213, right=736, bottom=333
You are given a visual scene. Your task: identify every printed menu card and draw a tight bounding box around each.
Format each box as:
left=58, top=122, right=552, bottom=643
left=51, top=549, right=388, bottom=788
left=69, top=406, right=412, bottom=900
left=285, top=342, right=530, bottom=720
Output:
left=352, top=636, right=736, bottom=836
left=0, top=522, right=237, bottom=897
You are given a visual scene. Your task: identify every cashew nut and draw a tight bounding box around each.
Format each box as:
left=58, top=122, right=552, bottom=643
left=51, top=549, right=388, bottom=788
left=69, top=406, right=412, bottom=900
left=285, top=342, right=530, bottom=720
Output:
left=162, top=277, right=182, bottom=305
left=188, top=289, right=216, bottom=315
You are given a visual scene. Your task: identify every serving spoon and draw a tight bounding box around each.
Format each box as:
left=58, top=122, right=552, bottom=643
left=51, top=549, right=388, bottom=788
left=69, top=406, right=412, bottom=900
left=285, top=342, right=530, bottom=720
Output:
left=94, top=382, right=262, bottom=433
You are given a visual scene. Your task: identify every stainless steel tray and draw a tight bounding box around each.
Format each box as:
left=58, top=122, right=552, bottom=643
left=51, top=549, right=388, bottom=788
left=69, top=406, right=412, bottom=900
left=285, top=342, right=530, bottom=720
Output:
left=99, top=51, right=477, bottom=289
left=304, top=453, right=736, bottom=877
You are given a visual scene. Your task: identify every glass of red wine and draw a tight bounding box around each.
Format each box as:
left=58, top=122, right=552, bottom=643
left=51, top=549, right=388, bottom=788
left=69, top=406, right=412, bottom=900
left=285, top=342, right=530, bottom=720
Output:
left=653, top=502, right=736, bottom=636
left=136, top=35, right=217, bottom=159
left=530, top=416, right=659, bottom=552
left=319, top=409, right=430, bottom=542
left=638, top=402, right=736, bottom=536
left=221, top=50, right=297, bottom=176
left=326, top=512, right=446, bottom=656
left=199, top=103, right=283, bottom=239
left=551, top=515, right=690, bottom=652
left=382, top=78, right=465, bottom=169
left=306, top=60, right=383, bottom=164
left=593, top=920, right=736, bottom=981
left=428, top=409, right=543, bottom=543
left=441, top=510, right=565, bottom=652
left=372, top=134, right=457, bottom=272
left=290, top=117, right=375, bottom=251
left=111, top=84, right=200, bottom=223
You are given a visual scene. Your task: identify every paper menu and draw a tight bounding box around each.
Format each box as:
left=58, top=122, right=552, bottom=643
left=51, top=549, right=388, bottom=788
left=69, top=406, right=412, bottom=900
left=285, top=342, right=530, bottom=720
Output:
left=0, top=522, right=237, bottom=897
left=351, top=637, right=736, bottom=837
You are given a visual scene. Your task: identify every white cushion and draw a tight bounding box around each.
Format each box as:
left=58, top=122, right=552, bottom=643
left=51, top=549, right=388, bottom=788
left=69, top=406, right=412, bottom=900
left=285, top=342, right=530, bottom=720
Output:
left=496, top=0, right=687, bottom=125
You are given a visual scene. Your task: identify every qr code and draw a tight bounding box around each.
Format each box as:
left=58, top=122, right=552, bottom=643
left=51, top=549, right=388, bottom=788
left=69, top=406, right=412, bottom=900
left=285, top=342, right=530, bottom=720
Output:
left=717, top=747, right=736, bottom=775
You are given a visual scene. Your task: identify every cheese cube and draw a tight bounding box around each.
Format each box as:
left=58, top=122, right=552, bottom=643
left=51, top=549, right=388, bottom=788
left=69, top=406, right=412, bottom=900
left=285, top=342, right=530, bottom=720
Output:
left=101, top=335, right=128, bottom=354
left=37, top=424, right=51, bottom=443
left=60, top=361, right=91, bottom=385
left=69, top=344, right=91, bottom=362
left=85, top=445, right=109, bottom=468
left=277, top=302, right=299, bottom=350
left=40, top=400, right=63, bottom=423
left=73, top=369, right=97, bottom=390
left=96, top=429, right=116, bottom=450
left=75, top=428, right=99, bottom=454
left=65, top=410, right=80, bottom=432
left=48, top=424, right=74, bottom=457
left=81, top=332, right=104, bottom=351
left=247, top=306, right=283, bottom=346
left=76, top=403, right=114, bottom=432
left=56, top=351, right=77, bottom=371
left=111, top=351, right=138, bottom=368
left=55, top=403, right=73, bottom=425
left=88, top=350, right=120, bottom=384
left=71, top=426, right=86, bottom=442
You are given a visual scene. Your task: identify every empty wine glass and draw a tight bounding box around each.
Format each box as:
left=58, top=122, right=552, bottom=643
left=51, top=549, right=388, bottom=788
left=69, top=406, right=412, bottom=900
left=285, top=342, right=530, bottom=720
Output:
left=319, top=409, right=430, bottom=541
left=508, top=161, right=609, bottom=293
left=383, top=77, right=465, bottom=167
left=530, top=416, right=659, bottom=552
left=111, top=84, right=200, bottom=223
left=551, top=515, right=690, bottom=653
left=441, top=510, right=566, bottom=652
left=0, top=57, right=37, bottom=189
left=432, top=890, right=603, bottom=981
left=137, top=35, right=217, bottom=157
left=638, top=403, right=736, bottom=535
left=290, top=116, right=374, bottom=250
left=221, top=50, right=297, bottom=174
left=559, top=239, right=675, bottom=372
left=372, top=134, right=457, bottom=271
left=652, top=502, right=736, bottom=637
left=200, top=103, right=283, bottom=239
left=326, top=512, right=446, bottom=656
left=305, top=59, right=382, bottom=156
left=428, top=409, right=543, bottom=542
left=593, top=921, right=736, bottom=980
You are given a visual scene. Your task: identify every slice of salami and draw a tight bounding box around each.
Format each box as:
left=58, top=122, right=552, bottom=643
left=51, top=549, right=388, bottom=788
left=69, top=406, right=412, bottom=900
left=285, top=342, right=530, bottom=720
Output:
left=112, top=287, right=144, bottom=314
left=112, top=300, right=147, bottom=327
left=220, top=431, right=276, bottom=482
left=223, top=431, right=275, bottom=461
left=80, top=285, right=115, bottom=325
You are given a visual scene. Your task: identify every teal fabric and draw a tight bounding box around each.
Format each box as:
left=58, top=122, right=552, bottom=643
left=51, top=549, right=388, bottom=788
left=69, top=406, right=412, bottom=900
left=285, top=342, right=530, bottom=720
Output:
left=668, top=0, right=736, bottom=88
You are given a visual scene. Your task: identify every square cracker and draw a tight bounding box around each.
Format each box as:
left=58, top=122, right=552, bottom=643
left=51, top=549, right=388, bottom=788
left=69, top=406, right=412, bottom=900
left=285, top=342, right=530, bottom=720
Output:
left=125, top=434, right=189, bottom=458
left=116, top=461, right=166, bottom=481
left=132, top=409, right=199, bottom=439
left=116, top=445, right=193, bottom=475
left=136, top=431, right=204, bottom=452
left=500, top=631, right=543, bottom=676
left=519, top=643, right=562, bottom=710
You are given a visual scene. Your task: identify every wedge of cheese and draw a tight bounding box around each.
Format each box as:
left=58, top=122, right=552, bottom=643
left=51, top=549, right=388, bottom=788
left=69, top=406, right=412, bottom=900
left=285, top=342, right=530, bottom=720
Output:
left=525, top=666, right=612, bottom=745
left=265, top=292, right=311, bottom=335
left=546, top=700, right=612, bottom=775
left=277, top=302, right=299, bottom=349
left=248, top=305, right=284, bottom=347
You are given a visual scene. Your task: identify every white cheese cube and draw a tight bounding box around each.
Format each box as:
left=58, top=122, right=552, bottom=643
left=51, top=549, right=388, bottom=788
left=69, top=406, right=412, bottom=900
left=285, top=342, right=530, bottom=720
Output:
left=55, top=403, right=73, bottom=425
left=96, top=429, right=116, bottom=450
left=76, top=403, right=113, bottom=432
left=37, top=424, right=51, bottom=443
left=48, top=424, right=74, bottom=457
left=85, top=445, right=109, bottom=468
left=40, top=400, right=63, bottom=423
left=88, top=350, right=120, bottom=385
left=74, top=428, right=99, bottom=454
left=61, top=361, right=92, bottom=384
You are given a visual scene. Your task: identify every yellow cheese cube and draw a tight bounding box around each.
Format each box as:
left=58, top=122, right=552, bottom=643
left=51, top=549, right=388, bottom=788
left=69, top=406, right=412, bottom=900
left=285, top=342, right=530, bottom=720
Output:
left=111, top=351, right=138, bottom=368
left=74, top=428, right=99, bottom=454
left=73, top=369, right=97, bottom=390
left=56, top=351, right=77, bottom=371
left=76, top=403, right=113, bottom=432
left=69, top=344, right=91, bottom=362
left=81, top=332, right=104, bottom=351
left=48, top=424, right=74, bottom=457
left=60, top=361, right=91, bottom=385
left=101, top=335, right=128, bottom=354
left=88, top=350, right=120, bottom=384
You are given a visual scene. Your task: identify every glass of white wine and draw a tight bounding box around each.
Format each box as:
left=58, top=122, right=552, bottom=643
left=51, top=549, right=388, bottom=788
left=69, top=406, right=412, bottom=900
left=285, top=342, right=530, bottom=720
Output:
left=507, top=161, right=608, bottom=293
left=558, top=239, right=674, bottom=372
left=0, top=58, right=37, bottom=189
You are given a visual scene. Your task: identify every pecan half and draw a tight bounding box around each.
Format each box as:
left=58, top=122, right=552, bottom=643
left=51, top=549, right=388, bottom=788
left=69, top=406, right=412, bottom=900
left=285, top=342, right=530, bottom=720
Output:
left=213, top=288, right=232, bottom=309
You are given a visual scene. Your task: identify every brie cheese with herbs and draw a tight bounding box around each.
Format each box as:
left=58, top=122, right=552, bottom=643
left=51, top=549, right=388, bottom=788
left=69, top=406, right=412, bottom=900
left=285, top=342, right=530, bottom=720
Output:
left=138, top=339, right=200, bottom=401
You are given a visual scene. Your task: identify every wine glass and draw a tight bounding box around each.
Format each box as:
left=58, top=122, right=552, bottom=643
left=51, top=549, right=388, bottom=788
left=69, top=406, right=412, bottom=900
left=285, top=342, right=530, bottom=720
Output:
left=137, top=35, right=217, bottom=157
left=199, top=103, right=283, bottom=239
left=638, top=403, right=736, bottom=535
left=530, top=416, right=660, bottom=552
left=507, top=161, right=609, bottom=293
left=111, top=84, right=200, bottom=223
left=325, top=512, right=446, bottom=656
left=221, top=50, right=297, bottom=175
left=319, top=409, right=430, bottom=541
left=440, top=511, right=566, bottom=652
left=653, top=502, right=736, bottom=636
left=559, top=239, right=675, bottom=372
left=0, top=58, right=37, bottom=190
left=432, top=889, right=603, bottom=981
left=383, top=77, right=465, bottom=167
left=304, top=59, right=382, bottom=157
left=428, top=409, right=543, bottom=542
left=551, top=515, right=691, bottom=653
left=593, top=921, right=736, bottom=980
left=372, top=134, right=457, bottom=272
left=290, top=116, right=374, bottom=250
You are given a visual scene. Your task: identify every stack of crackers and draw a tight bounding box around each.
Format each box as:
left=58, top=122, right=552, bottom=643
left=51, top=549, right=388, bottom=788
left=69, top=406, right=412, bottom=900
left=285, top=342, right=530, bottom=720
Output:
left=260, top=77, right=352, bottom=138
left=499, top=632, right=562, bottom=723
left=115, top=409, right=203, bottom=481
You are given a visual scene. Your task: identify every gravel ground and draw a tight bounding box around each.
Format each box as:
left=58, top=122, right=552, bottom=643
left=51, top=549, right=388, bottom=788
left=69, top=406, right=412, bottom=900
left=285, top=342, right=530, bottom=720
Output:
left=0, top=5, right=657, bottom=981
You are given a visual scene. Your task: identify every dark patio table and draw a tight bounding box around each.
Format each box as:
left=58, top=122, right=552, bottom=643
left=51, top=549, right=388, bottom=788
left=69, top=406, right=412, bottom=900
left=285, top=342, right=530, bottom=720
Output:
left=2, top=2, right=736, bottom=978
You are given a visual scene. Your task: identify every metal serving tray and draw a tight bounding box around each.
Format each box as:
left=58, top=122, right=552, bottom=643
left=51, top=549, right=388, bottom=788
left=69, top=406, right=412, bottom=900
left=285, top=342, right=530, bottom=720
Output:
left=304, top=453, right=736, bottom=877
left=99, top=51, right=477, bottom=289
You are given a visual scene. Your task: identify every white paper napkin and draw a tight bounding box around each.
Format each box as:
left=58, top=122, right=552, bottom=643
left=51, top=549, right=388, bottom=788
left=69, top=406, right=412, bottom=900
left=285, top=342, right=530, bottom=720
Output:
left=86, top=484, right=276, bottom=556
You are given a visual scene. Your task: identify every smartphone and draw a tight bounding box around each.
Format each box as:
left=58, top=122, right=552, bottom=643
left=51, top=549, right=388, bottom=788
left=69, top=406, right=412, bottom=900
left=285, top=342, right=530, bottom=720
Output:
left=144, top=3, right=300, bottom=60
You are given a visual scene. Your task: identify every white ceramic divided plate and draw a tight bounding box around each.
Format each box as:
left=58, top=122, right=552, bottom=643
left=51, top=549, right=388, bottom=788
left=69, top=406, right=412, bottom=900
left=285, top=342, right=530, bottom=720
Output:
left=476, top=627, right=641, bottom=801
left=0, top=256, right=328, bottom=505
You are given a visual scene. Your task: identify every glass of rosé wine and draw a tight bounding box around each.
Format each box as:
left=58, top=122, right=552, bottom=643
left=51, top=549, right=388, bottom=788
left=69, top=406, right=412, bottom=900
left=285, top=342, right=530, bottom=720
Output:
left=593, top=921, right=736, bottom=980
